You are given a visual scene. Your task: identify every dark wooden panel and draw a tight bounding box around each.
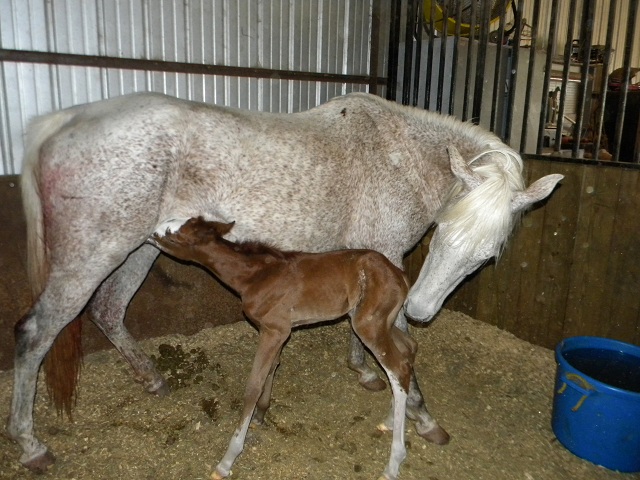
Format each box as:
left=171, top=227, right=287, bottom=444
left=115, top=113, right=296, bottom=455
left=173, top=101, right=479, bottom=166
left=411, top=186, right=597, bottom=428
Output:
left=410, top=158, right=640, bottom=349
left=605, top=169, right=640, bottom=341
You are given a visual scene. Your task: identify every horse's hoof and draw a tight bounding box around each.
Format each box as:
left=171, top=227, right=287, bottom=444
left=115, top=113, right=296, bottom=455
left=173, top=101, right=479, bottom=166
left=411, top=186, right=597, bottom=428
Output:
left=22, top=450, right=56, bottom=474
left=150, top=380, right=170, bottom=397
left=250, top=416, right=266, bottom=427
left=360, top=376, right=387, bottom=392
left=416, top=424, right=450, bottom=445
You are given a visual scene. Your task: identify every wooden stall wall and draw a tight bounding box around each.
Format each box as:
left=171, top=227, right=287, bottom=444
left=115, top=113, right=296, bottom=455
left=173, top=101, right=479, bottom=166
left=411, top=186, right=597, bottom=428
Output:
left=405, top=157, right=640, bottom=350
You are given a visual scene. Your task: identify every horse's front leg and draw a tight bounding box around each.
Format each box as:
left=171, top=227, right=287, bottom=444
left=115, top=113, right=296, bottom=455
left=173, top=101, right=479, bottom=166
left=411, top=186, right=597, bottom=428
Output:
left=379, top=312, right=450, bottom=445
left=88, top=244, right=169, bottom=395
left=348, top=330, right=387, bottom=391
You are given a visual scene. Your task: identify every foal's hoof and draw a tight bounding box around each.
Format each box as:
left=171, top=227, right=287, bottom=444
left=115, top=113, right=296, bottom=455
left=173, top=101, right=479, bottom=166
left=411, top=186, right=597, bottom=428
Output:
left=22, top=450, right=56, bottom=474
left=416, top=424, right=450, bottom=445
left=211, top=469, right=229, bottom=480
left=348, top=365, right=387, bottom=392
left=360, top=376, right=387, bottom=392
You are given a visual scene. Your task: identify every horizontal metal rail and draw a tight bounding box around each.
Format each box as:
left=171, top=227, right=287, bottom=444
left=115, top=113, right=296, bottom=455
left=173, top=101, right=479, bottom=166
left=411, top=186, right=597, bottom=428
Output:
left=0, top=48, right=386, bottom=86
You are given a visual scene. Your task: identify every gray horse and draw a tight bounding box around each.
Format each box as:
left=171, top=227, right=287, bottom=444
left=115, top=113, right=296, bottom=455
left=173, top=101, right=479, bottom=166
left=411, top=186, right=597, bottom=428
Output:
left=8, top=92, right=562, bottom=474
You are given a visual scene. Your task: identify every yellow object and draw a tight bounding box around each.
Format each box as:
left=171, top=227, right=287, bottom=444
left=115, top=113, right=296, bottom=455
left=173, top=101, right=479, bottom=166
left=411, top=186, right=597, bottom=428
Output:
left=423, top=0, right=507, bottom=36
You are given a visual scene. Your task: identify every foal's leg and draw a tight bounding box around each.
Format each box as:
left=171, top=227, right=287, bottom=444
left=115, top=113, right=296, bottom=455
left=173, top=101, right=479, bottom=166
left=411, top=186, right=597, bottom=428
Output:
left=350, top=300, right=414, bottom=480
left=381, top=313, right=450, bottom=445
left=251, top=351, right=281, bottom=426
left=378, top=369, right=409, bottom=480
left=7, top=263, right=119, bottom=472
left=348, top=330, right=387, bottom=391
left=213, top=325, right=290, bottom=479
left=88, top=244, right=168, bottom=395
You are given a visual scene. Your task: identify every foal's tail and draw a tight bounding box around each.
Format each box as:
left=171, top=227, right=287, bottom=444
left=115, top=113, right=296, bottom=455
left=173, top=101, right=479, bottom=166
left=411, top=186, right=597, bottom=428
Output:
left=22, top=108, right=83, bottom=418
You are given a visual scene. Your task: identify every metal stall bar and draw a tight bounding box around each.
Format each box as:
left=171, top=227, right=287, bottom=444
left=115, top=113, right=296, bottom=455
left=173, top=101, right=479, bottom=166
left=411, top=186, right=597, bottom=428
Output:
left=386, top=0, right=402, bottom=100
left=449, top=0, right=463, bottom=116
left=423, top=0, right=436, bottom=110
left=554, top=0, right=578, bottom=154
left=471, top=0, right=491, bottom=124
left=412, top=0, right=424, bottom=106
left=520, top=0, right=541, bottom=152
left=537, top=0, right=560, bottom=154
left=369, top=0, right=382, bottom=95
left=436, top=0, right=449, bottom=113
left=573, top=0, right=595, bottom=157
left=504, top=1, right=522, bottom=144
left=612, top=0, right=640, bottom=162
left=490, top=0, right=507, bottom=133
left=462, top=0, right=477, bottom=121
left=402, top=0, right=417, bottom=105
left=593, top=0, right=618, bottom=160
left=0, top=51, right=385, bottom=90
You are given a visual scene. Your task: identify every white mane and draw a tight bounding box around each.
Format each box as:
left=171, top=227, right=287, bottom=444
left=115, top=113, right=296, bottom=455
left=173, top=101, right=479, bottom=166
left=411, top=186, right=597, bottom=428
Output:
left=436, top=147, right=525, bottom=257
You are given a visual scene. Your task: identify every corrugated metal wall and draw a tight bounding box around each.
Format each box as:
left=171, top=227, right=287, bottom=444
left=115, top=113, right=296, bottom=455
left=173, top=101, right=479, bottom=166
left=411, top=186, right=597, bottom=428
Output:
left=0, top=0, right=382, bottom=175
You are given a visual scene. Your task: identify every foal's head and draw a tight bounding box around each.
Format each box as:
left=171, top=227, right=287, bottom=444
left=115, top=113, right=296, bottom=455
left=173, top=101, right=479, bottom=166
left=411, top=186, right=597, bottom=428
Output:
left=153, top=217, right=294, bottom=262
left=172, top=217, right=234, bottom=243
left=150, top=217, right=234, bottom=258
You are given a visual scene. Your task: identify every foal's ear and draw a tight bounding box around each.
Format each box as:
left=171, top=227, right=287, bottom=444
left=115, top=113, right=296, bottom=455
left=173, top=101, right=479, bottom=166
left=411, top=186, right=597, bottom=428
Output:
left=448, top=145, right=482, bottom=190
left=213, top=221, right=235, bottom=236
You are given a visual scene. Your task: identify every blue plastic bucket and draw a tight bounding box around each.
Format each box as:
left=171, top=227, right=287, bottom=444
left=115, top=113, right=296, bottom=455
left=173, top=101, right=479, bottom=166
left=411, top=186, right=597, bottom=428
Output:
left=552, top=336, right=640, bottom=472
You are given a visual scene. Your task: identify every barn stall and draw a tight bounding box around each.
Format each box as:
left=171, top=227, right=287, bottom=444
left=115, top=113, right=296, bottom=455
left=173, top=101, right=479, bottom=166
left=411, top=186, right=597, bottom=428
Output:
left=1, top=1, right=639, bottom=479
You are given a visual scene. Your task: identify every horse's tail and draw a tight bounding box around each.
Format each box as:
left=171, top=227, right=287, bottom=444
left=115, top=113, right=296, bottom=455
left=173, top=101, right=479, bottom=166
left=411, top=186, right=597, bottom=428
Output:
left=22, top=108, right=83, bottom=419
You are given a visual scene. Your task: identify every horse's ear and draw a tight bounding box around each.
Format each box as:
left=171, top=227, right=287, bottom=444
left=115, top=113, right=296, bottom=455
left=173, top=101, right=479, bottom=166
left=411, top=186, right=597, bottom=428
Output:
left=511, top=174, right=564, bottom=213
left=448, top=145, right=482, bottom=190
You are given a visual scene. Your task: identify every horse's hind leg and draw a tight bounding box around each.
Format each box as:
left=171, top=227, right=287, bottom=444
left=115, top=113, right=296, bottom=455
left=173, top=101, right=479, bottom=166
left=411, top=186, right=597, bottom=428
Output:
left=87, top=244, right=168, bottom=395
left=8, top=266, right=115, bottom=472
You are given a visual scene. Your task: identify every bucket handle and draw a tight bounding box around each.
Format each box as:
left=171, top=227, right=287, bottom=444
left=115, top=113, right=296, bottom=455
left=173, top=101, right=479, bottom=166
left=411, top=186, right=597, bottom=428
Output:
left=558, top=373, right=595, bottom=411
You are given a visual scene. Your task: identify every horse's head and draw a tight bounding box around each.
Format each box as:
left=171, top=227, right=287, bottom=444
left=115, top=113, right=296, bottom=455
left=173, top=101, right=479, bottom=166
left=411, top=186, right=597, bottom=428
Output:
left=404, top=146, right=563, bottom=323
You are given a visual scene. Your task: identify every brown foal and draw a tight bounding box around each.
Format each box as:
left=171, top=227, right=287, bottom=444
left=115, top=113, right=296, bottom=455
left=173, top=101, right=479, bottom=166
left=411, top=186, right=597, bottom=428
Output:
left=150, top=217, right=416, bottom=480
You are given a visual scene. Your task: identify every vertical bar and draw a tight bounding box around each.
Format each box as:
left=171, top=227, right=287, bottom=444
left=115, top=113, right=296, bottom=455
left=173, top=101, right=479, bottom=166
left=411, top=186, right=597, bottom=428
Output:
left=612, top=0, right=639, bottom=162
left=537, top=0, right=559, bottom=154
left=449, top=0, right=462, bottom=115
left=369, top=0, right=380, bottom=95
left=385, top=0, right=401, bottom=100
left=490, top=0, right=507, bottom=133
left=411, top=0, right=423, bottom=106
left=402, top=0, right=416, bottom=105
left=471, top=0, right=491, bottom=124
left=436, top=0, right=449, bottom=113
left=572, top=0, right=595, bottom=157
left=423, top=0, right=435, bottom=109
left=462, top=0, right=477, bottom=121
left=504, top=0, right=522, bottom=144
left=520, top=0, right=541, bottom=151
left=554, top=0, right=577, bottom=154
left=593, top=0, right=618, bottom=160
left=0, top=62, right=12, bottom=174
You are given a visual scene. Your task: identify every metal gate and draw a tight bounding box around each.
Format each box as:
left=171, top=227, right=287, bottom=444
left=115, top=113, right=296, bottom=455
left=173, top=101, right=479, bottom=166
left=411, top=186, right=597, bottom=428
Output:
left=388, top=0, right=640, bottom=163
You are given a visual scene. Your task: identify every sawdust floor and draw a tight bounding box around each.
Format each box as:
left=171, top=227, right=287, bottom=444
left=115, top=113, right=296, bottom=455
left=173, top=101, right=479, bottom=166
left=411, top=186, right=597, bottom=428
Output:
left=0, top=309, right=636, bottom=480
